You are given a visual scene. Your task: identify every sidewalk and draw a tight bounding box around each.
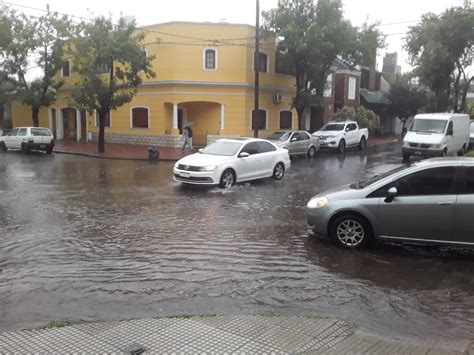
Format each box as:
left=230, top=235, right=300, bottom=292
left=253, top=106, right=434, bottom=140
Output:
left=0, top=315, right=471, bottom=354
left=54, top=135, right=400, bottom=161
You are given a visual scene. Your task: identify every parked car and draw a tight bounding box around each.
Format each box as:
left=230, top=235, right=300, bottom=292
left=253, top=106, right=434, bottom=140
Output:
left=402, top=113, right=470, bottom=160
left=470, top=121, right=474, bottom=147
left=306, top=157, right=474, bottom=249
left=312, top=121, right=368, bottom=153
left=267, top=130, right=320, bottom=158
left=0, top=127, right=54, bottom=154
left=173, top=138, right=291, bottom=188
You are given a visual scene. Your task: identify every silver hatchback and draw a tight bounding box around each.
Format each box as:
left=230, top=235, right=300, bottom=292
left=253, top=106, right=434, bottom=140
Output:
left=306, top=158, right=474, bottom=249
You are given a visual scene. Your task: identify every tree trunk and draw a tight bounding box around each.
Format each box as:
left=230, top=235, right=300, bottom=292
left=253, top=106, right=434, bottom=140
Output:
left=98, top=111, right=106, bottom=153
left=32, top=107, right=40, bottom=127
left=296, top=106, right=305, bottom=130
left=0, top=103, right=4, bottom=128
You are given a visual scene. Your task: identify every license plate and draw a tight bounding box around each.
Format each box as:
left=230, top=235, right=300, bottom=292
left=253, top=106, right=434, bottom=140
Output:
left=414, top=151, right=422, bottom=155
left=180, top=172, right=190, bottom=178
left=40, top=144, right=45, bottom=149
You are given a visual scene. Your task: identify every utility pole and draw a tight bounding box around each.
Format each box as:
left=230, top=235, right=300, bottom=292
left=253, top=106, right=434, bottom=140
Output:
left=253, top=0, right=260, bottom=138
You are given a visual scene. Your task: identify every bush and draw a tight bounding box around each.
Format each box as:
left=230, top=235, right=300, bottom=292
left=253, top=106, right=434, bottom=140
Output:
left=333, top=106, right=381, bottom=134
left=468, top=102, right=474, bottom=121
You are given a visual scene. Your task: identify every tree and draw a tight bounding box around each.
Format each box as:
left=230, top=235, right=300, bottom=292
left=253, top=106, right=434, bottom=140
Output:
left=388, top=80, right=428, bottom=131
left=405, top=2, right=474, bottom=112
left=333, top=106, right=381, bottom=134
left=0, top=4, right=72, bottom=126
left=264, top=0, right=384, bottom=129
left=70, top=16, right=155, bottom=153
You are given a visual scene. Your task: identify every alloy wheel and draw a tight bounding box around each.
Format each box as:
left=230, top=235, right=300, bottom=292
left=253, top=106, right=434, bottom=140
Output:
left=221, top=170, right=234, bottom=188
left=336, top=219, right=365, bottom=247
left=273, top=163, right=284, bottom=180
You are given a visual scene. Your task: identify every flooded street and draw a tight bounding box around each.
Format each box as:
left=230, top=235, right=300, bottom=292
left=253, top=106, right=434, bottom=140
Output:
left=0, top=143, right=473, bottom=341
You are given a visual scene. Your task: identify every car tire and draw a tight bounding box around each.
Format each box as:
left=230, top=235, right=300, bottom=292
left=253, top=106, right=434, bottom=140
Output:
left=338, top=140, right=346, bottom=154
left=457, top=145, right=465, bottom=156
left=0, top=142, right=7, bottom=152
left=219, top=169, right=235, bottom=188
left=403, top=153, right=410, bottom=160
left=21, top=143, right=29, bottom=154
left=46, top=147, right=53, bottom=154
left=307, top=146, right=316, bottom=158
left=273, top=162, right=285, bottom=180
left=358, top=137, right=366, bottom=151
left=442, top=148, right=447, bottom=157
left=329, top=213, right=373, bottom=249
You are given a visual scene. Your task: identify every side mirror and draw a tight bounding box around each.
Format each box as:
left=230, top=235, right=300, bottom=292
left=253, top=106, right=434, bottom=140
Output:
left=345, top=127, right=350, bottom=132
left=385, top=187, right=398, bottom=203
left=239, top=152, right=250, bottom=158
left=198, top=148, right=203, bottom=153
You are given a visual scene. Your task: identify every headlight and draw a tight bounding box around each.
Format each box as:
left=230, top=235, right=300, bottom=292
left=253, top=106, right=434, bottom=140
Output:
left=307, top=196, right=328, bottom=209
left=199, top=165, right=217, bottom=172
left=174, top=162, right=179, bottom=169
left=402, top=141, right=409, bottom=147
left=431, top=144, right=441, bottom=149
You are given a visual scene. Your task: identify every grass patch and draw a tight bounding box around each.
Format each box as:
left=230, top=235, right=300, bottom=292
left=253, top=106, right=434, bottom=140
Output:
left=466, top=150, right=474, bottom=157
left=46, top=320, right=75, bottom=329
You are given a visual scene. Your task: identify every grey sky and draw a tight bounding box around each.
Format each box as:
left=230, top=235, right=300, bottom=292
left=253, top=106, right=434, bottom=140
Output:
left=4, top=0, right=466, bottom=73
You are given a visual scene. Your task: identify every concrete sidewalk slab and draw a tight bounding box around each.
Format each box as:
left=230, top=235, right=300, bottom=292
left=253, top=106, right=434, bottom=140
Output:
left=0, top=315, right=471, bottom=354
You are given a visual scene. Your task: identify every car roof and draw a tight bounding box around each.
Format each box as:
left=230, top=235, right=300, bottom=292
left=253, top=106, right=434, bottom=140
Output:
left=216, top=137, right=274, bottom=144
left=414, top=157, right=474, bottom=167
left=414, top=113, right=469, bottom=120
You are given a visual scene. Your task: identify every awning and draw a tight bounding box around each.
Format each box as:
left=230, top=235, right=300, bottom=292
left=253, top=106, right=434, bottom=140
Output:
left=360, top=88, right=390, bottom=105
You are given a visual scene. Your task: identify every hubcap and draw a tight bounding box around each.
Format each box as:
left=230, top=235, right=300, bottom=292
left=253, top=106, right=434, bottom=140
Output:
left=222, top=172, right=234, bottom=188
left=275, top=164, right=284, bottom=178
left=337, top=219, right=364, bottom=246
left=309, top=147, right=315, bottom=157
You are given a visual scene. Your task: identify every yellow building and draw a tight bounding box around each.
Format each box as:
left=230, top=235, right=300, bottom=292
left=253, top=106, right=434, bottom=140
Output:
left=12, top=22, right=297, bottom=147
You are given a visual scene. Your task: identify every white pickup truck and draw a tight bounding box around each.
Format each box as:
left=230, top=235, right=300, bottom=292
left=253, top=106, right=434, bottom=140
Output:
left=0, top=127, right=55, bottom=154
left=312, top=121, right=369, bottom=153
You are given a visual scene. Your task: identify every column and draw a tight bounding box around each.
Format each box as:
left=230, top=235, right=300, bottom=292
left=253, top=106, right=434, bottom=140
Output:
left=76, top=109, right=81, bottom=141
left=220, top=104, right=225, bottom=131
left=173, top=104, right=178, bottom=129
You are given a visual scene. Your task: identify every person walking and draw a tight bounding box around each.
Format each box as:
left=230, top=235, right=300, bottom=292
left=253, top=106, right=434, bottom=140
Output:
left=182, top=125, right=193, bottom=150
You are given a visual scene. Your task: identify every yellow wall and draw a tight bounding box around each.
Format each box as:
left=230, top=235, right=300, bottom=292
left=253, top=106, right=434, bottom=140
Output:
left=11, top=103, right=49, bottom=127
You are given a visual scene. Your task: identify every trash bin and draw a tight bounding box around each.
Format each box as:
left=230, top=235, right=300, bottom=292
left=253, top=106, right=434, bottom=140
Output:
left=148, top=146, right=160, bottom=161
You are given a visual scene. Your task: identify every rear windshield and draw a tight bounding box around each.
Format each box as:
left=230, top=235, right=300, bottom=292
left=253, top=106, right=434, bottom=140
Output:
left=201, top=141, right=242, bottom=156
left=267, top=131, right=291, bottom=140
left=30, top=128, right=52, bottom=136
left=321, top=123, right=345, bottom=131
left=409, top=119, right=447, bottom=134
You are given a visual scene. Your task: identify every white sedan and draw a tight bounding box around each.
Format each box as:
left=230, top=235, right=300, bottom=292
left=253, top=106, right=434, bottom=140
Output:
left=173, top=138, right=291, bottom=188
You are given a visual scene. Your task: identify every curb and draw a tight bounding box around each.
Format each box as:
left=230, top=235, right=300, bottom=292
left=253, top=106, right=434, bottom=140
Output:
left=53, top=150, right=180, bottom=162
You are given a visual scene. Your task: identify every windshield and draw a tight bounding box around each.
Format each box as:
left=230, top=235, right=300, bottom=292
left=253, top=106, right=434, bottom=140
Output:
left=267, top=131, right=291, bottom=140
left=353, top=164, right=413, bottom=189
left=321, top=123, right=345, bottom=131
left=201, top=141, right=242, bottom=156
left=31, top=128, right=52, bottom=136
left=409, top=119, right=448, bottom=134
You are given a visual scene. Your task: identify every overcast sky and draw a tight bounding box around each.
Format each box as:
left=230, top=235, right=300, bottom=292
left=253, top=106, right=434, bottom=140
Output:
left=4, top=0, right=467, bottom=73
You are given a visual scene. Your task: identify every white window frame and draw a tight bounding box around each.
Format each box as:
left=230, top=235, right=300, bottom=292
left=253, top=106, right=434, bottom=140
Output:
left=253, top=50, right=269, bottom=73
left=348, top=76, right=356, bottom=100
left=203, top=47, right=218, bottom=70
left=61, top=60, right=70, bottom=78
left=324, top=74, right=333, bottom=97
left=130, top=106, right=150, bottom=129
left=94, top=110, right=112, bottom=128
left=249, top=107, right=268, bottom=131
left=279, top=109, right=293, bottom=130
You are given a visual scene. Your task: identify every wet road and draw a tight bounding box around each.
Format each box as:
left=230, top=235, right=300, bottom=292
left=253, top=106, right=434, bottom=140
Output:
left=0, top=144, right=473, bottom=340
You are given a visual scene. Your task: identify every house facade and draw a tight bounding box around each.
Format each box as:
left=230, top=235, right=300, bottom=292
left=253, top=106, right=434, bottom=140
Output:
left=12, top=22, right=297, bottom=147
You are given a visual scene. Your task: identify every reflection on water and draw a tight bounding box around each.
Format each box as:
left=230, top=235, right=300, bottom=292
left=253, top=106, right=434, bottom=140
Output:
left=0, top=147, right=472, bottom=341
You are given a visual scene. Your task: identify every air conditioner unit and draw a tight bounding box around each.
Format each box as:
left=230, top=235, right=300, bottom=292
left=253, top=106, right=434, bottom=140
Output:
left=273, top=92, right=284, bottom=103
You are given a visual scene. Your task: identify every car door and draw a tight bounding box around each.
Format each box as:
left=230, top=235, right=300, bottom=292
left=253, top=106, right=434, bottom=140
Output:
left=346, top=123, right=357, bottom=145
left=16, top=128, right=28, bottom=148
left=445, top=121, right=456, bottom=153
left=235, top=142, right=261, bottom=181
left=257, top=141, right=277, bottom=176
left=287, top=132, right=299, bottom=155
left=452, top=166, right=474, bottom=243
left=298, top=132, right=310, bottom=153
left=377, top=166, right=458, bottom=242
left=4, top=128, right=19, bottom=148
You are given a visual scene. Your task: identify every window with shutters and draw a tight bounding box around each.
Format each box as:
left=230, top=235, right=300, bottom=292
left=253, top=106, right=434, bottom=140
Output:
left=251, top=109, right=267, bottom=130
left=204, top=48, right=217, bottom=70
left=279, top=110, right=292, bottom=129
left=253, top=51, right=268, bottom=73
left=131, top=107, right=149, bottom=128
left=61, top=60, right=70, bottom=77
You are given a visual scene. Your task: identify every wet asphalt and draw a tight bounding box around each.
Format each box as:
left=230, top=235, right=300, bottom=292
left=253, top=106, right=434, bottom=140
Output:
left=0, top=143, right=473, bottom=341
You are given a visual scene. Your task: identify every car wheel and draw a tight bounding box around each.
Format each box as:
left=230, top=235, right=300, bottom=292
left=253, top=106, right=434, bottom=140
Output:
left=457, top=145, right=465, bottom=156
left=273, top=162, right=285, bottom=180
left=402, top=153, right=410, bottom=160
left=330, top=214, right=373, bottom=249
left=442, top=148, right=447, bottom=157
left=21, top=143, right=29, bottom=154
left=358, top=137, right=366, bottom=151
left=338, top=140, right=346, bottom=154
left=219, top=169, right=235, bottom=188
left=307, top=146, right=316, bottom=158
left=46, top=147, right=53, bottom=154
left=0, top=142, right=7, bottom=152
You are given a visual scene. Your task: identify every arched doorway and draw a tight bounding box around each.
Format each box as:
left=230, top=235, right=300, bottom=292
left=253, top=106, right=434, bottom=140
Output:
left=61, top=108, right=77, bottom=140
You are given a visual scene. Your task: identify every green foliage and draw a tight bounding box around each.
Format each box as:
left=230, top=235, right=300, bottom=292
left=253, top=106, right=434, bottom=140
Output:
left=263, top=0, right=384, bottom=128
left=468, top=102, right=474, bottom=120
left=69, top=16, right=155, bottom=152
left=333, top=106, right=381, bottom=134
left=388, top=81, right=428, bottom=126
left=0, top=4, right=73, bottom=126
left=405, top=3, right=474, bottom=112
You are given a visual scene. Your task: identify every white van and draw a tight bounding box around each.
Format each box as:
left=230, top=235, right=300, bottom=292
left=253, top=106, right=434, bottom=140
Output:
left=402, top=113, right=470, bottom=160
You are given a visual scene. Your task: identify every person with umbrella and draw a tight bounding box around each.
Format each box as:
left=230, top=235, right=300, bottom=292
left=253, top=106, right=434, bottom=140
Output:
left=182, top=122, right=194, bottom=150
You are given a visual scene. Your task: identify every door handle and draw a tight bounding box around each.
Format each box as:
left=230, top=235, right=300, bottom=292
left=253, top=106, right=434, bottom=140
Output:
left=437, top=201, right=454, bottom=206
